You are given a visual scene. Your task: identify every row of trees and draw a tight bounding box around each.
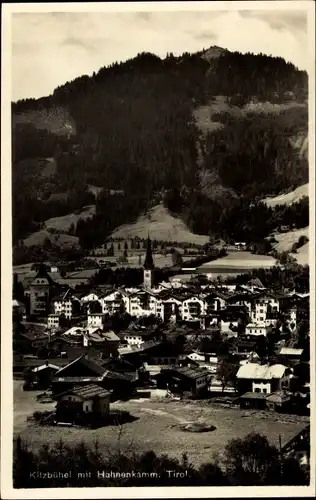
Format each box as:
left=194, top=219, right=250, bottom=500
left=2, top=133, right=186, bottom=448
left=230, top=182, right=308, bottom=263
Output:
left=224, top=264, right=309, bottom=293
left=14, top=432, right=309, bottom=487
left=165, top=190, right=309, bottom=245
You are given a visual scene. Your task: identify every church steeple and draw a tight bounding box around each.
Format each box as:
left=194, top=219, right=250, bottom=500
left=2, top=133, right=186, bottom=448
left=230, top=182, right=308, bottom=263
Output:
left=144, top=234, right=154, bottom=270
left=143, top=234, right=155, bottom=290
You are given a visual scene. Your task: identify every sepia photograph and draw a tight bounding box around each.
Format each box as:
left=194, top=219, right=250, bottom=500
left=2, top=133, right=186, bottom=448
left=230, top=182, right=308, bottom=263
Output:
left=1, top=1, right=315, bottom=498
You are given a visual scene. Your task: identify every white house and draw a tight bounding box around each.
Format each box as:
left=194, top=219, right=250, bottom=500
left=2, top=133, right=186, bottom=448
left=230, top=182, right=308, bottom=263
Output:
left=87, top=313, right=106, bottom=328
left=125, top=291, right=163, bottom=319
left=80, top=292, right=100, bottom=304
left=245, top=322, right=269, bottom=337
left=181, top=296, right=207, bottom=321
left=100, top=290, right=127, bottom=315
left=250, top=293, right=280, bottom=323
left=55, top=384, right=110, bottom=417
left=47, top=314, right=60, bottom=330
left=237, top=363, right=292, bottom=394
left=53, top=289, right=80, bottom=319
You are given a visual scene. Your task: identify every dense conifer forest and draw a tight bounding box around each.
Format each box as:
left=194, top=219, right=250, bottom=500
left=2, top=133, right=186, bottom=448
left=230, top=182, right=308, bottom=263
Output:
left=12, top=49, right=308, bottom=252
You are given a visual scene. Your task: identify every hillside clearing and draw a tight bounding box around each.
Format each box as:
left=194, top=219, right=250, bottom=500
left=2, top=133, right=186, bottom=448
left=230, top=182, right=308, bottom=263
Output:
left=44, top=205, right=96, bottom=232
left=13, top=106, right=76, bottom=136
left=264, top=183, right=309, bottom=208
left=291, top=243, right=309, bottom=266
left=111, top=204, right=209, bottom=245
left=23, top=230, right=79, bottom=249
left=271, top=227, right=309, bottom=266
left=193, top=96, right=306, bottom=137
left=193, top=95, right=241, bottom=135
left=199, top=251, right=277, bottom=270
left=272, top=227, right=309, bottom=253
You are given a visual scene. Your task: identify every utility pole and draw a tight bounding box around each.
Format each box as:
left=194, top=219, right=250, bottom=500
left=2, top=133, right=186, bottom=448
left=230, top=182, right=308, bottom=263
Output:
left=279, top=434, right=284, bottom=479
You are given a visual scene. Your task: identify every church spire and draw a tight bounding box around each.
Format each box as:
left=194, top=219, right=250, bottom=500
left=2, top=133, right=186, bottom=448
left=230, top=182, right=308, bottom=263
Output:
left=144, top=233, right=154, bottom=270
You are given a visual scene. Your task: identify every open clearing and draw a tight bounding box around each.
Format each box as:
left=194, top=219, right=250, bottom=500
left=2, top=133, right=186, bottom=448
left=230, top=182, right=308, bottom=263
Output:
left=272, top=227, right=309, bottom=253
left=13, top=106, right=76, bottom=136
left=264, top=183, right=309, bottom=208
left=44, top=205, right=96, bottom=232
left=111, top=204, right=209, bottom=245
left=199, top=251, right=277, bottom=272
left=14, top=381, right=308, bottom=467
left=23, top=230, right=79, bottom=249
left=271, top=227, right=309, bottom=266
left=291, top=242, right=309, bottom=266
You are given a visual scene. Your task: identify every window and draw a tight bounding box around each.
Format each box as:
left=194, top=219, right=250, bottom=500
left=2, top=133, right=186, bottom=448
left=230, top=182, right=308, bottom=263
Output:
left=255, top=388, right=260, bottom=393
left=85, top=405, right=89, bottom=412
left=262, top=388, right=267, bottom=394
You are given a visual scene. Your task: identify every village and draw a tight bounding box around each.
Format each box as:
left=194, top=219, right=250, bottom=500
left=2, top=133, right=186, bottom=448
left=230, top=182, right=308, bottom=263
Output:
left=13, top=236, right=310, bottom=469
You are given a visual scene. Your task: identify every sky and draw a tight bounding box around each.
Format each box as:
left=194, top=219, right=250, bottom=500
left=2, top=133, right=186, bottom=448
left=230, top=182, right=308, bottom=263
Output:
left=11, top=9, right=309, bottom=101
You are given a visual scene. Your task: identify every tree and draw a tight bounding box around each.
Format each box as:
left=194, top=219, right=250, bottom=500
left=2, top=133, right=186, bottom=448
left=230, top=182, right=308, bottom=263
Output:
left=171, top=249, right=183, bottom=267
left=255, top=335, right=269, bottom=363
left=13, top=273, right=25, bottom=302
left=216, top=359, right=238, bottom=392
left=58, top=313, right=69, bottom=329
left=88, top=300, right=102, bottom=314
left=223, top=433, right=280, bottom=485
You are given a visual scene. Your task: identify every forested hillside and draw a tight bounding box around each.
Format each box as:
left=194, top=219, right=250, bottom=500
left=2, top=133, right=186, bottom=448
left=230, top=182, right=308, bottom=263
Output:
left=12, top=48, right=308, bottom=257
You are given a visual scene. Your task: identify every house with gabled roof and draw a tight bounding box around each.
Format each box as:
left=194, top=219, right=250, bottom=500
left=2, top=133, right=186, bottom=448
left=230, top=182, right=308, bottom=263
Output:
left=99, top=289, right=127, bottom=315
left=156, top=366, right=211, bottom=397
left=237, top=362, right=293, bottom=395
left=54, top=384, right=111, bottom=424
left=51, top=354, right=136, bottom=399
left=249, top=291, right=281, bottom=324
left=52, top=288, right=81, bottom=320
left=29, top=266, right=58, bottom=316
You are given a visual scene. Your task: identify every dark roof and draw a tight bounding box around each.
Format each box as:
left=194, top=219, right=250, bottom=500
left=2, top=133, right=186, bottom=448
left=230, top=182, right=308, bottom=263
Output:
left=168, top=366, right=210, bottom=380
left=123, top=329, right=157, bottom=338
left=32, top=266, right=55, bottom=285
left=240, top=392, right=267, bottom=400
left=120, top=340, right=164, bottom=355
left=266, top=391, right=291, bottom=403
left=248, top=278, right=265, bottom=288
left=20, top=332, right=49, bottom=342
left=47, top=335, right=81, bottom=346
left=80, top=355, right=106, bottom=375
left=205, top=290, right=231, bottom=301
left=281, top=425, right=310, bottom=454
left=54, top=354, right=106, bottom=377
left=68, top=384, right=110, bottom=400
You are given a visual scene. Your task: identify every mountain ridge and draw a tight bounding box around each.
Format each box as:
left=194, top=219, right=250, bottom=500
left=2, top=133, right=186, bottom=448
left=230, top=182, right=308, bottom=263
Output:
left=12, top=48, right=309, bottom=259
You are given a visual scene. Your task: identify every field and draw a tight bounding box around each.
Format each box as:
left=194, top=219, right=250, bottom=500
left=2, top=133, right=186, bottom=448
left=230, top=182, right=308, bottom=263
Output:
left=111, top=204, right=209, bottom=245
left=272, top=227, right=309, bottom=253
left=198, top=251, right=277, bottom=273
left=264, top=183, right=309, bottom=208
left=44, top=205, right=96, bottom=232
left=271, top=227, right=309, bottom=266
left=14, top=381, right=308, bottom=467
left=291, top=243, right=309, bottom=266
left=13, top=106, right=76, bottom=136
left=23, top=230, right=80, bottom=249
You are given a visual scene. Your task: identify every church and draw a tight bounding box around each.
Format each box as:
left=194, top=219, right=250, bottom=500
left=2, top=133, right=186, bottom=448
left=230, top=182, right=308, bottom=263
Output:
left=143, top=235, right=155, bottom=290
